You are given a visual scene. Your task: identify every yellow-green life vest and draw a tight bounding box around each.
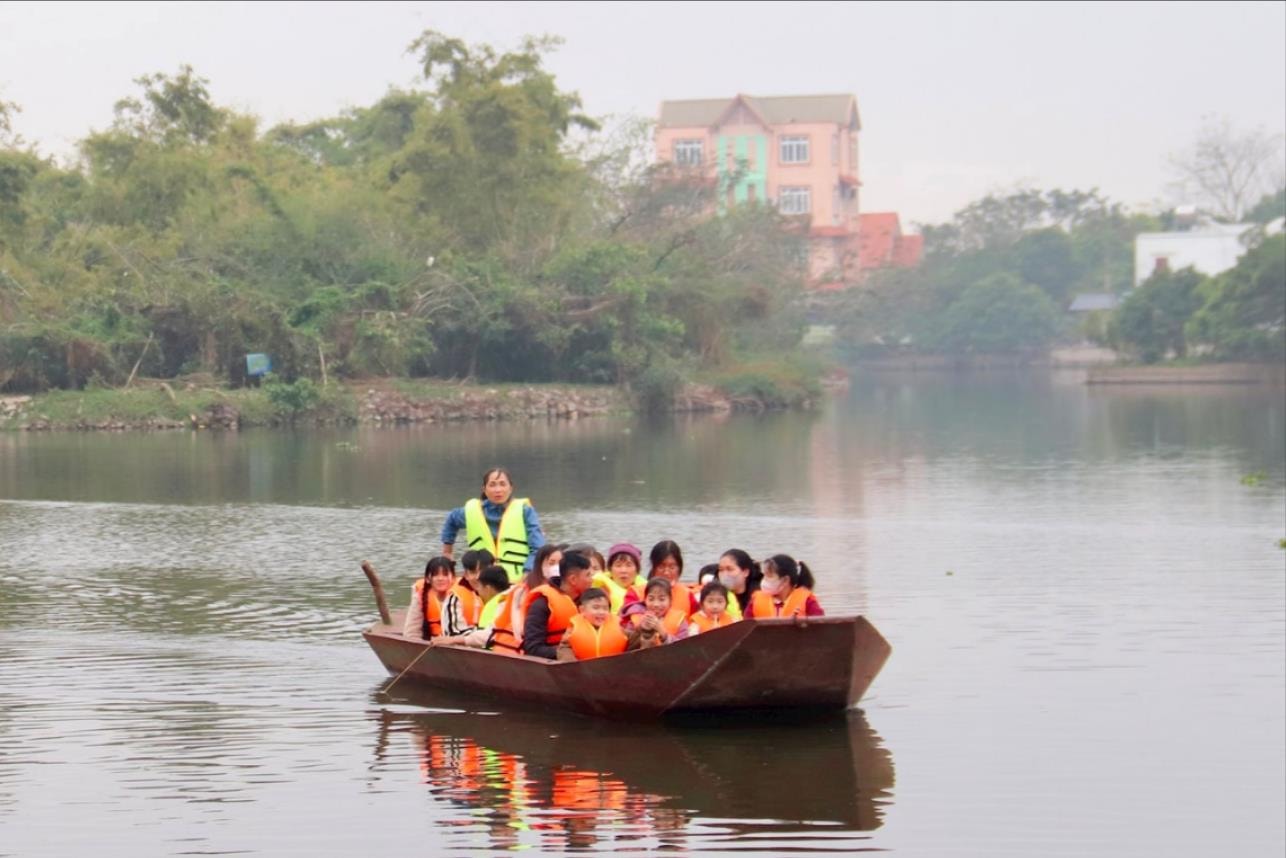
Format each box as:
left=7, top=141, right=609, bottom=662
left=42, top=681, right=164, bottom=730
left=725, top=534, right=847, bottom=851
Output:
left=591, top=571, right=646, bottom=615
left=464, top=497, right=530, bottom=584
left=478, top=589, right=508, bottom=628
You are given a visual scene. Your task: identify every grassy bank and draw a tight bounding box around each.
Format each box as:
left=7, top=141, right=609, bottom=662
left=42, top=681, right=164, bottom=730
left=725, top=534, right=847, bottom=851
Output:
left=2, top=357, right=827, bottom=431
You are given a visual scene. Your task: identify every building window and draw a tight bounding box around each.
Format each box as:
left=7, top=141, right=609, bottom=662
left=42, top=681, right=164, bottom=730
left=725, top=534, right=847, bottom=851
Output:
left=831, top=134, right=839, bottom=165
left=780, top=135, right=809, bottom=164
left=849, top=137, right=857, bottom=170
left=779, top=186, right=811, bottom=215
left=674, top=139, right=703, bottom=166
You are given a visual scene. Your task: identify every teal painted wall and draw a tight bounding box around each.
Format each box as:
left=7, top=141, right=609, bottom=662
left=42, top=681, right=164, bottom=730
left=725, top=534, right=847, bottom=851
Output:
left=715, top=134, right=768, bottom=210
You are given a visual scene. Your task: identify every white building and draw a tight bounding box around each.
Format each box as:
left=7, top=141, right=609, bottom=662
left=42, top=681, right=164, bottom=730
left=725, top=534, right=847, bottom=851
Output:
left=1134, top=222, right=1254, bottom=286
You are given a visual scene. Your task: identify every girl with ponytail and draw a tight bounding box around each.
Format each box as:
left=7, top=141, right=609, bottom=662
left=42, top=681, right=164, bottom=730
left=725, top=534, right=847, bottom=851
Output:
left=748, top=553, right=824, bottom=619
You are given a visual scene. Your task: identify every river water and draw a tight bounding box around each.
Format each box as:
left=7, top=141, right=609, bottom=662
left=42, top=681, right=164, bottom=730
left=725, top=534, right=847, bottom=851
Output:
left=1, top=370, right=1283, bottom=856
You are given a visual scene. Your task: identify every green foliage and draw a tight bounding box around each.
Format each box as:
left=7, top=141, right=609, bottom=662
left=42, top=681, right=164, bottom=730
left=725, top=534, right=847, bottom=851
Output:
left=929, top=273, right=1064, bottom=354
left=1111, top=268, right=1205, bottom=363
left=1245, top=188, right=1285, bottom=225
left=632, top=359, right=685, bottom=413
left=0, top=31, right=809, bottom=397
left=703, top=357, right=822, bottom=408
left=263, top=375, right=321, bottom=414
left=833, top=188, right=1153, bottom=358
left=1186, top=235, right=1286, bottom=361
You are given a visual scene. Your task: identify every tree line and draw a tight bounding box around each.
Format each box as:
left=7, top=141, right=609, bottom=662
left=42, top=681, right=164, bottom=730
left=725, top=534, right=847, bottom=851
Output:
left=831, top=185, right=1284, bottom=363
left=2, top=34, right=1281, bottom=396
left=0, top=32, right=806, bottom=399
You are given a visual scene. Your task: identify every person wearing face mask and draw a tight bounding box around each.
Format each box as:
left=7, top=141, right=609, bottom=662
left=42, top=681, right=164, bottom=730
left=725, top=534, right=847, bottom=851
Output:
left=715, top=549, right=762, bottom=619
left=490, top=543, right=568, bottom=653
left=521, top=550, right=595, bottom=659
left=439, top=467, right=546, bottom=584
left=749, top=553, right=824, bottom=619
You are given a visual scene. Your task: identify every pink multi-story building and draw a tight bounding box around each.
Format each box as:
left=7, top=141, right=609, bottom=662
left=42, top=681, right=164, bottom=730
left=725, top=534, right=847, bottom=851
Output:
left=655, top=93, right=919, bottom=286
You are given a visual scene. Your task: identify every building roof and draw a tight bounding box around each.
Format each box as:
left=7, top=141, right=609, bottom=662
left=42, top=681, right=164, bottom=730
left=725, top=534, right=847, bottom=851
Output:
left=658, top=94, right=860, bottom=130
left=857, top=213, right=902, bottom=269
left=892, top=233, right=923, bottom=268
left=1068, top=293, right=1121, bottom=312
left=857, top=213, right=922, bottom=272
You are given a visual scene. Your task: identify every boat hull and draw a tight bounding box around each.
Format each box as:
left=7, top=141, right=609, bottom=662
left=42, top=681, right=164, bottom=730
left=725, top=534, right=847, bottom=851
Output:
left=363, top=612, right=890, bottom=719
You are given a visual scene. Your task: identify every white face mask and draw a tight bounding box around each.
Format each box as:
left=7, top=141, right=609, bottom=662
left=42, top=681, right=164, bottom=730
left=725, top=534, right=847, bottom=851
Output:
left=760, top=577, right=783, bottom=595
left=718, top=573, right=741, bottom=590
left=542, top=564, right=559, bottom=580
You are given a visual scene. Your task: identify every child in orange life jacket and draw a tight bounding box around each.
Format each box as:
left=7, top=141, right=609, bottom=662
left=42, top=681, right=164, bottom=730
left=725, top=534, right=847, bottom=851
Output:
left=401, top=555, right=455, bottom=640
left=624, top=578, right=690, bottom=650
left=433, top=564, right=512, bottom=649
left=556, top=587, right=628, bottom=662
left=441, top=548, right=494, bottom=637
left=688, top=581, right=737, bottom=634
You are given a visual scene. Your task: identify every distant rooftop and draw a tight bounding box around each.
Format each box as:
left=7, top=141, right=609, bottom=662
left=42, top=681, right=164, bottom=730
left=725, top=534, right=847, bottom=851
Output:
left=1068, top=293, right=1121, bottom=312
left=658, top=94, right=860, bottom=129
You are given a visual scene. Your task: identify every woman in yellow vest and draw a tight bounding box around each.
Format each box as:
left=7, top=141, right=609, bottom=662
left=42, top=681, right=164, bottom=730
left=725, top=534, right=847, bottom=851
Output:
left=591, top=542, right=647, bottom=614
left=749, top=554, right=824, bottom=619
left=440, top=467, right=546, bottom=584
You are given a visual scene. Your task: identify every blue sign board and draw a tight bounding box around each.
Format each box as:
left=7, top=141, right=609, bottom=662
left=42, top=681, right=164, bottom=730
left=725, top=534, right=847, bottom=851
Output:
left=245, top=353, right=272, bottom=377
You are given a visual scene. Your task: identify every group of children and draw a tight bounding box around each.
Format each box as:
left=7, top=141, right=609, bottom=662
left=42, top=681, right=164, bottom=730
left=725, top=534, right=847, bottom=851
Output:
left=402, top=538, right=824, bottom=662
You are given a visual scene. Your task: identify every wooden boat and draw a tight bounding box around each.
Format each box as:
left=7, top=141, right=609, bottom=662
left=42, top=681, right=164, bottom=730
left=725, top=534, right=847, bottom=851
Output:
left=363, top=591, right=891, bottom=718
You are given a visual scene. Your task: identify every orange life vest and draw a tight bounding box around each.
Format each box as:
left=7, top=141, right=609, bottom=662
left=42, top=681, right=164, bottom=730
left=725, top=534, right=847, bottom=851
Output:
left=749, top=586, right=815, bottom=619
left=414, top=578, right=448, bottom=637
left=688, top=610, right=736, bottom=633
left=521, top=584, right=579, bottom=649
left=660, top=607, right=687, bottom=636
left=448, top=579, right=482, bottom=628
left=670, top=581, right=695, bottom=614
left=564, top=614, right=628, bottom=660
left=489, top=588, right=522, bottom=654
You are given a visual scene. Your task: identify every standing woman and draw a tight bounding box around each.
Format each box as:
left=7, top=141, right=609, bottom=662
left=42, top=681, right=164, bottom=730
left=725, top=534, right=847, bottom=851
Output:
left=749, top=554, right=824, bottom=619
left=716, top=548, right=762, bottom=619
left=440, top=467, right=546, bottom=584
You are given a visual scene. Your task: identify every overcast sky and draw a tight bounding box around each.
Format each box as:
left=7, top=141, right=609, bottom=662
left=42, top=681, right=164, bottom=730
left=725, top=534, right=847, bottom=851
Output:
left=2, top=0, right=1283, bottom=224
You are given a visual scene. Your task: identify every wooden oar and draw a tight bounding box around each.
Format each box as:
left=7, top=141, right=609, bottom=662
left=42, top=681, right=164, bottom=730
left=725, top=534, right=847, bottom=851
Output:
left=362, top=559, right=435, bottom=694
left=361, top=560, right=392, bottom=626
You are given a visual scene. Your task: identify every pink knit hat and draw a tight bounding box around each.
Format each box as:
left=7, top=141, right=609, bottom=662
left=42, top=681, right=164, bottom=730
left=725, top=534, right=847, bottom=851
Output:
left=606, top=542, right=642, bottom=565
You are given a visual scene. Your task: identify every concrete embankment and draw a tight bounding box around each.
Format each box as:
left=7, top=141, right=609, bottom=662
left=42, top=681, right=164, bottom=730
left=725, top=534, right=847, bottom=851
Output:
left=1086, top=363, right=1286, bottom=385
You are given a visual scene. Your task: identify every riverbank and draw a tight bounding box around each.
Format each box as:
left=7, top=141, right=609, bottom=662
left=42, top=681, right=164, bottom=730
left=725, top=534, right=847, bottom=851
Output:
left=0, top=377, right=799, bottom=431
left=1086, top=362, right=1286, bottom=385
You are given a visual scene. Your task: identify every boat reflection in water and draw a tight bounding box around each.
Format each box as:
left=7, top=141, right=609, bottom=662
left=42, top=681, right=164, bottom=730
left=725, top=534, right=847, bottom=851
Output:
left=370, top=686, right=895, bottom=854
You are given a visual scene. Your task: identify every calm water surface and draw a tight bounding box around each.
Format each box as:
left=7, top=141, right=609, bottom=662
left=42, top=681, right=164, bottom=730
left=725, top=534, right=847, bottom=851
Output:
left=1, top=371, right=1283, bottom=856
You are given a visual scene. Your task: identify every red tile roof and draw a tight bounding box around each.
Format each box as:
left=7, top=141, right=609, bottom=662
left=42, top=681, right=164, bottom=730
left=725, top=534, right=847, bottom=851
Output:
left=892, top=233, right=923, bottom=268
left=858, top=213, right=921, bottom=271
